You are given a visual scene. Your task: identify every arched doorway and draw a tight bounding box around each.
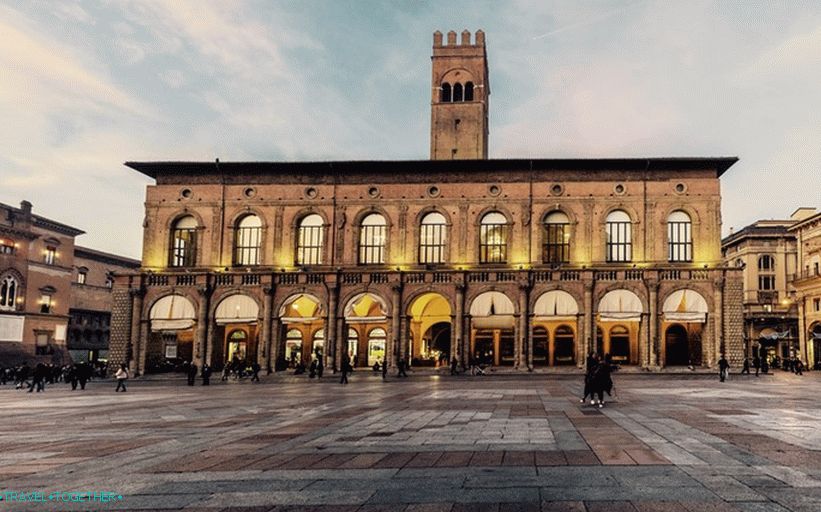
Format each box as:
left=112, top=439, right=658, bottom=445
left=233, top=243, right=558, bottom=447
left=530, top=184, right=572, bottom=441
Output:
left=408, top=293, right=452, bottom=366
left=367, top=327, right=387, bottom=367
left=665, top=324, right=689, bottom=366
left=344, top=293, right=389, bottom=368
left=810, top=323, right=821, bottom=369
left=597, top=290, right=643, bottom=364
left=553, top=325, right=575, bottom=365
left=148, top=294, right=196, bottom=372
left=312, top=329, right=325, bottom=361
left=532, top=327, right=548, bottom=366
left=609, top=326, right=630, bottom=362
left=662, top=289, right=708, bottom=367
left=214, top=294, right=259, bottom=367
left=532, top=290, right=580, bottom=367
left=470, top=291, right=516, bottom=366
left=279, top=293, right=324, bottom=370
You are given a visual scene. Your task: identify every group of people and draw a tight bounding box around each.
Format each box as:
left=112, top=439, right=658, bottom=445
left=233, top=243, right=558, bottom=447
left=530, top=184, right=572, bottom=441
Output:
left=581, top=353, right=616, bottom=408
left=1, top=361, right=109, bottom=393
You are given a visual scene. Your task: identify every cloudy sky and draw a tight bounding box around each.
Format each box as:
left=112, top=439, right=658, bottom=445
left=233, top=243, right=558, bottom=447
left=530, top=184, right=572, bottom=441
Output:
left=2, top=0, right=819, bottom=259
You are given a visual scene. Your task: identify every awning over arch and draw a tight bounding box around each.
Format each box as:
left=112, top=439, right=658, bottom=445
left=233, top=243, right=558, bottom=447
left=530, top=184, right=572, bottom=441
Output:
left=470, top=291, right=515, bottom=329
left=344, top=293, right=388, bottom=323
left=149, top=295, right=196, bottom=331
left=662, top=289, right=709, bottom=323
left=533, top=290, right=579, bottom=320
left=279, top=293, right=323, bottom=323
left=215, top=294, right=259, bottom=325
left=598, top=290, right=643, bottom=322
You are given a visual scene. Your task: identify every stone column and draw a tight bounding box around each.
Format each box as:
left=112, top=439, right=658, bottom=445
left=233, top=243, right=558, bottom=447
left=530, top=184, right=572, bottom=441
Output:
left=648, top=281, right=659, bottom=368
left=261, top=285, right=275, bottom=372
left=128, top=287, right=144, bottom=375
left=798, top=297, right=807, bottom=365
left=517, top=281, right=529, bottom=370
left=326, top=281, right=339, bottom=371
left=137, top=317, right=149, bottom=377
left=712, top=276, right=724, bottom=368
left=270, top=317, right=281, bottom=373
left=583, top=281, right=594, bottom=356
left=454, top=282, right=465, bottom=366
left=391, top=283, right=402, bottom=367
left=195, top=285, right=211, bottom=367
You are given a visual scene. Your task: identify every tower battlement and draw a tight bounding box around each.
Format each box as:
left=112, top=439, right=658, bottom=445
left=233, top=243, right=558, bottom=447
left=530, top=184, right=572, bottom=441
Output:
left=433, top=29, right=485, bottom=47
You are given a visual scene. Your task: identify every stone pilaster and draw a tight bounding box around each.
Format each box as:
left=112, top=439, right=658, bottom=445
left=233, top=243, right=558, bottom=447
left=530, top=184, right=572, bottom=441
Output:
left=648, top=280, right=659, bottom=368
left=261, top=284, right=275, bottom=372
left=391, top=282, right=402, bottom=367
left=195, top=285, right=211, bottom=367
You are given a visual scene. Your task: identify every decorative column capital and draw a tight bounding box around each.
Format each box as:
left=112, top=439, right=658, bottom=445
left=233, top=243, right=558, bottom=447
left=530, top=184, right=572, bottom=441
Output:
left=129, top=287, right=146, bottom=299
left=263, top=286, right=276, bottom=296
left=196, top=285, right=211, bottom=297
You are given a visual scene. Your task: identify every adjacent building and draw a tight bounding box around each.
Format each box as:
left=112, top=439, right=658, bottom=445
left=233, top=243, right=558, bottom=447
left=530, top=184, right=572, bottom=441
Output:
left=108, top=30, right=744, bottom=376
left=722, top=207, right=820, bottom=368
left=0, top=200, right=139, bottom=364
left=789, top=209, right=821, bottom=368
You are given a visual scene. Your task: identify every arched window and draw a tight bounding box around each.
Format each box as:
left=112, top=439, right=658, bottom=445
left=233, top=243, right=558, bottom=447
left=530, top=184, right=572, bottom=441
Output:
left=667, top=211, right=692, bottom=262
left=359, top=213, right=386, bottom=265
left=453, top=82, right=463, bottom=102
left=347, top=328, right=359, bottom=365
left=605, top=210, right=632, bottom=262
left=758, top=255, right=775, bottom=291
left=0, top=275, right=18, bottom=311
left=464, top=81, right=474, bottom=101
left=297, top=214, right=324, bottom=265
left=543, top=211, right=570, bottom=264
left=367, top=327, right=387, bottom=367
left=419, top=212, right=447, bottom=264
left=170, top=215, right=198, bottom=267
left=440, top=82, right=452, bottom=102
left=479, top=212, right=508, bottom=264
left=285, top=329, right=303, bottom=366
left=234, top=215, right=262, bottom=266
left=312, top=329, right=325, bottom=358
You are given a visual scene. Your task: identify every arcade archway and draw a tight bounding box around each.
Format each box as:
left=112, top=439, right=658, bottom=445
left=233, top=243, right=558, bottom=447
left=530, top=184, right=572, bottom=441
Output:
left=662, top=289, right=707, bottom=366
left=470, top=291, right=516, bottom=366
left=532, top=290, right=579, bottom=366
left=597, top=290, right=643, bottom=364
left=279, top=293, right=323, bottom=369
left=344, top=293, right=388, bottom=368
left=148, top=294, right=196, bottom=371
left=408, top=292, right=452, bottom=366
left=214, top=294, right=259, bottom=367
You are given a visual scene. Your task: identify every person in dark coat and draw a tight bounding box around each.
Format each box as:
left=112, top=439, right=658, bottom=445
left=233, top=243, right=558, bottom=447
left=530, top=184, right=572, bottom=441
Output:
left=201, top=364, right=211, bottom=385
left=381, top=358, right=388, bottom=380
left=718, top=354, right=730, bottom=382
left=16, top=362, right=31, bottom=389
left=67, top=364, right=78, bottom=390
left=28, top=363, right=47, bottom=393
left=251, top=362, right=261, bottom=382
left=340, top=353, right=351, bottom=384
left=581, top=353, right=599, bottom=404
left=316, top=353, right=324, bottom=378
left=741, top=358, right=750, bottom=375
left=187, top=362, right=198, bottom=386
left=309, top=359, right=318, bottom=379
left=752, top=355, right=761, bottom=377
left=591, top=355, right=613, bottom=407
left=397, top=357, right=408, bottom=378
left=795, top=358, right=804, bottom=376
left=450, top=357, right=459, bottom=376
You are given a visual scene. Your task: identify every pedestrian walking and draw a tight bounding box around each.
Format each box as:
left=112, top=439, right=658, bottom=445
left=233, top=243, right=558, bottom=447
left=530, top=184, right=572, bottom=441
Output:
left=397, top=357, right=408, bottom=378
left=450, top=357, right=459, bottom=376
left=580, top=353, right=599, bottom=404
left=201, top=364, right=211, bottom=385
left=316, top=353, right=324, bottom=378
left=16, top=362, right=31, bottom=390
left=718, top=354, right=730, bottom=382
left=114, top=364, right=129, bottom=392
left=795, top=359, right=804, bottom=376
left=187, top=362, right=198, bottom=386
left=741, top=358, right=750, bottom=375
left=251, top=361, right=261, bottom=382
left=753, top=355, right=760, bottom=377
left=340, top=353, right=351, bottom=384
left=309, top=359, right=317, bottom=379
left=28, top=363, right=46, bottom=393
left=381, top=358, right=388, bottom=380
left=591, top=354, right=614, bottom=408
left=68, top=364, right=78, bottom=390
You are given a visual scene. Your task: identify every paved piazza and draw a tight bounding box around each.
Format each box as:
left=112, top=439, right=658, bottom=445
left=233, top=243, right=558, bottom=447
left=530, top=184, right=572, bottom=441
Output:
left=2, top=372, right=821, bottom=512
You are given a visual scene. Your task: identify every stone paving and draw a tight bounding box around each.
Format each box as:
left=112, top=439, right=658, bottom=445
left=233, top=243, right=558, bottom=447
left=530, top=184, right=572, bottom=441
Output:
left=1, top=371, right=820, bottom=511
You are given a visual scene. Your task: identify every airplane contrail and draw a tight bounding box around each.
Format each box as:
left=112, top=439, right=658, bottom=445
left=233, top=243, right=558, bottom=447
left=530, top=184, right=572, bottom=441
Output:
left=532, top=1, right=646, bottom=40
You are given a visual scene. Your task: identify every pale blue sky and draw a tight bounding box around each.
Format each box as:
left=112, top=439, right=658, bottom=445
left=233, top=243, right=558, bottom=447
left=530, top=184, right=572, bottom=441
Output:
left=1, top=1, right=819, bottom=258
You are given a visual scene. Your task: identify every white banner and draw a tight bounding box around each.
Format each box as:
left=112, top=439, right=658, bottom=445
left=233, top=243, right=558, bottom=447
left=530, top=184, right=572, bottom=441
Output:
left=0, top=315, right=24, bottom=342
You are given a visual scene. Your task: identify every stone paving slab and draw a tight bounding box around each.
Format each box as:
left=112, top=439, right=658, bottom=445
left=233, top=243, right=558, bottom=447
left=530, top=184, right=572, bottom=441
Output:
left=0, top=372, right=818, bottom=511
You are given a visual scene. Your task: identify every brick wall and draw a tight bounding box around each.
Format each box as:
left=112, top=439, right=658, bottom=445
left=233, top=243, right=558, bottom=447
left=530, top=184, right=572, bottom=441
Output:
left=108, top=286, right=132, bottom=371
left=723, top=268, right=744, bottom=365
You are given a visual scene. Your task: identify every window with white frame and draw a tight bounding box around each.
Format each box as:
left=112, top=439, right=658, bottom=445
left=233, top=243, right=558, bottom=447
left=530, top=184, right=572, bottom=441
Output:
left=234, top=215, right=262, bottom=266
left=605, top=210, right=632, bottom=262
left=479, top=212, right=508, bottom=264
left=297, top=214, right=324, bottom=265
left=419, top=212, right=447, bottom=264
left=667, top=210, right=692, bottom=262
left=0, top=275, right=18, bottom=311
left=543, top=211, right=570, bottom=264
left=170, top=216, right=198, bottom=267
left=359, top=213, right=386, bottom=265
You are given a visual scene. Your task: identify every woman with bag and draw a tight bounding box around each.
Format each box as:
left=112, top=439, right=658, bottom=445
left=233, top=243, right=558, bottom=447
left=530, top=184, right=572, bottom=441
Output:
left=114, top=364, right=129, bottom=392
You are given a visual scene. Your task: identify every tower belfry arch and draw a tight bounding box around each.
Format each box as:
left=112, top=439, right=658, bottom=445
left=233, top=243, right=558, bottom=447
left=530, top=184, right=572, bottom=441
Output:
left=430, top=29, right=489, bottom=160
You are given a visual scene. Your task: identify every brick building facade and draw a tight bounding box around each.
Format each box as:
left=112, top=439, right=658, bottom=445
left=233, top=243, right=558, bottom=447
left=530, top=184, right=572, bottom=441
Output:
left=108, top=30, right=744, bottom=375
